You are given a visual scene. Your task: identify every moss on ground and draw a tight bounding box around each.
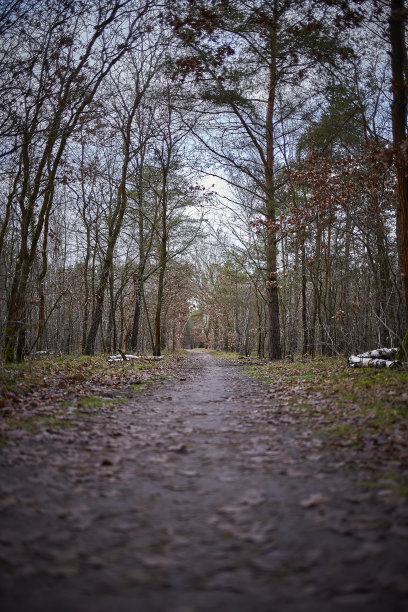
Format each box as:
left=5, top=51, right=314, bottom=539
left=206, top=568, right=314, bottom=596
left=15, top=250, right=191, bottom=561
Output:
left=0, top=351, right=187, bottom=439
left=210, top=350, right=240, bottom=360
left=221, top=353, right=408, bottom=440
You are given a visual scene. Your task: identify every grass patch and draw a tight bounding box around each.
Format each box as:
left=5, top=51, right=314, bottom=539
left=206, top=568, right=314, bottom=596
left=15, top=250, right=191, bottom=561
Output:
left=244, top=365, right=274, bottom=382
left=288, top=403, right=315, bottom=411
left=364, top=397, right=408, bottom=427
left=137, top=361, right=165, bottom=371
left=360, top=472, right=408, bottom=497
left=209, top=350, right=240, bottom=360
left=323, top=422, right=364, bottom=446
left=397, top=480, right=408, bottom=497
left=0, top=351, right=187, bottom=431
left=131, top=381, right=147, bottom=392
left=222, top=353, right=408, bottom=487
left=225, top=354, right=408, bottom=440
left=76, top=396, right=118, bottom=409
left=2, top=395, right=119, bottom=433
left=380, top=470, right=408, bottom=496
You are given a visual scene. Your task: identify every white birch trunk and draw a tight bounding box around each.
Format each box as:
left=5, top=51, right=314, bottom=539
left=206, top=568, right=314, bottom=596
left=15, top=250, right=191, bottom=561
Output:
left=108, top=353, right=163, bottom=362
left=348, top=352, right=401, bottom=368
left=356, top=348, right=398, bottom=359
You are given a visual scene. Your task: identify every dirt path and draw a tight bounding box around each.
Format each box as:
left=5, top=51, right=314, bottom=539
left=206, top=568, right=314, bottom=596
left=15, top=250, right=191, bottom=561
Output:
left=1, top=351, right=408, bottom=611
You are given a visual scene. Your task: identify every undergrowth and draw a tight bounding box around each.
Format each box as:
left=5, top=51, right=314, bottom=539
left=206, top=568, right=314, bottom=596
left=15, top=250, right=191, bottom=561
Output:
left=242, top=355, right=408, bottom=426
left=0, top=351, right=186, bottom=437
left=208, top=352, right=408, bottom=441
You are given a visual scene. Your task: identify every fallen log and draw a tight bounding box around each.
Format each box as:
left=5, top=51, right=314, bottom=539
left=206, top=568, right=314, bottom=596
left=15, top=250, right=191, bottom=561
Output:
left=355, top=348, right=398, bottom=359
left=348, top=347, right=402, bottom=369
left=109, top=354, right=139, bottom=362
left=348, top=356, right=402, bottom=368
left=108, top=353, right=163, bottom=363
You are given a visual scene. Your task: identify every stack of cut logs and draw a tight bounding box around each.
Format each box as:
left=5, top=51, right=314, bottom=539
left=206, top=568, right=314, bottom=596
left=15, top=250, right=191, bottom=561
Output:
left=109, top=350, right=163, bottom=363
left=348, top=348, right=401, bottom=369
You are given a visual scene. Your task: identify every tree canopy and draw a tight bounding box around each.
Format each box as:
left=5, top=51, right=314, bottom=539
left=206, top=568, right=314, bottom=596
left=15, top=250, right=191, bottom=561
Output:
left=0, top=0, right=407, bottom=361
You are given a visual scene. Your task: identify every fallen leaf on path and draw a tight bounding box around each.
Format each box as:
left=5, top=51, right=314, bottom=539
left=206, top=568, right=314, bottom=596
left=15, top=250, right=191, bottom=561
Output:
left=205, top=570, right=248, bottom=592
left=251, top=551, right=291, bottom=573
left=299, top=493, right=330, bottom=508
left=307, top=454, right=323, bottom=461
left=0, top=495, right=18, bottom=511
left=142, top=554, right=179, bottom=569
left=239, top=490, right=265, bottom=506
left=168, top=444, right=187, bottom=453
left=100, top=456, right=122, bottom=466
left=48, top=565, right=80, bottom=577
left=389, top=524, right=408, bottom=538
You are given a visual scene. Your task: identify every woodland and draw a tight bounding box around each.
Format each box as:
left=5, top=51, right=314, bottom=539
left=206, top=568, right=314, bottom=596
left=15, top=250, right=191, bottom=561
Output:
left=0, top=0, right=408, bottom=363
left=2, top=3, right=408, bottom=608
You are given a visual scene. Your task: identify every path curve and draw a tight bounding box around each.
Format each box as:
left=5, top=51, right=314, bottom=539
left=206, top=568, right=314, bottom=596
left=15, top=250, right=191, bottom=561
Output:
left=1, top=351, right=407, bottom=611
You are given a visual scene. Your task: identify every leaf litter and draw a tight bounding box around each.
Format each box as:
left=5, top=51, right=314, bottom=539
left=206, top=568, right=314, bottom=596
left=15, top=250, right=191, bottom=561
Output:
left=0, top=350, right=407, bottom=611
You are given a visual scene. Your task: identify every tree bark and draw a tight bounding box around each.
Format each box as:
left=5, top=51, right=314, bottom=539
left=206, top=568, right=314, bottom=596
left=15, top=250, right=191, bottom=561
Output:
left=130, top=273, right=144, bottom=351
left=301, top=244, right=308, bottom=355
left=3, top=2, right=149, bottom=362
left=84, top=78, right=146, bottom=354
left=84, top=182, right=128, bottom=355
left=153, top=196, right=168, bottom=357
left=265, top=15, right=281, bottom=360
left=390, top=0, right=408, bottom=358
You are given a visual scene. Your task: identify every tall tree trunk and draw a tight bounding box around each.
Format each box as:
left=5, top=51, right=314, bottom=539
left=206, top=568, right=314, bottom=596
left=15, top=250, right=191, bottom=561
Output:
left=37, top=205, right=52, bottom=351
left=0, top=169, right=20, bottom=260
left=107, top=261, right=116, bottom=353
left=142, top=288, right=155, bottom=351
left=153, top=144, right=171, bottom=357
left=129, top=147, right=157, bottom=352
left=2, top=4, right=146, bottom=362
left=81, top=225, right=91, bottom=353
left=339, top=211, right=352, bottom=353
left=84, top=214, right=126, bottom=355
left=324, top=206, right=335, bottom=355
left=390, top=0, right=408, bottom=358
left=265, top=19, right=281, bottom=360
left=4, top=137, right=58, bottom=362
left=301, top=243, right=308, bottom=355
left=396, top=205, right=408, bottom=334
left=256, top=293, right=265, bottom=358
left=130, top=273, right=144, bottom=351
left=84, top=89, right=141, bottom=355
left=242, top=296, right=250, bottom=356
left=154, top=228, right=167, bottom=356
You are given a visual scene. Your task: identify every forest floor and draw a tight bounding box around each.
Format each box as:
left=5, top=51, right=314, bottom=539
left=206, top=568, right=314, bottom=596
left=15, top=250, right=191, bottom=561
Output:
left=1, top=350, right=408, bottom=611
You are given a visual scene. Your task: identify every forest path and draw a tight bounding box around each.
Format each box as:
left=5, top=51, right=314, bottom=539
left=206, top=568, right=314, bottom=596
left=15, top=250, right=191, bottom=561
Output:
left=1, top=351, right=408, bottom=611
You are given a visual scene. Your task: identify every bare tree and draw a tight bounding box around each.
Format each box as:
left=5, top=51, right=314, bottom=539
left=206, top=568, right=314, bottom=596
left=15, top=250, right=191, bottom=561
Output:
left=2, top=0, right=152, bottom=361
left=84, top=31, right=161, bottom=355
